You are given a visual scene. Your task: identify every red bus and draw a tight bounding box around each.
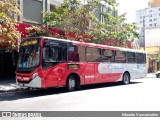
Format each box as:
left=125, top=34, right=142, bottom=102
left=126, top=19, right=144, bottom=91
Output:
left=16, top=37, right=147, bottom=91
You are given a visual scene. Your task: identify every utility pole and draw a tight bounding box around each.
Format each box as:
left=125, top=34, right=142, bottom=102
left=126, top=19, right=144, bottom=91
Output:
left=143, top=16, right=145, bottom=51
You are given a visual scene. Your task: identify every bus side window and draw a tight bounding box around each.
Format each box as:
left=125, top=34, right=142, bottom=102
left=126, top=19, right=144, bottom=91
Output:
left=43, top=45, right=50, bottom=61
left=78, top=46, right=85, bottom=62
left=93, top=48, right=101, bottom=62
left=136, top=53, right=145, bottom=63
left=127, top=52, right=135, bottom=63
left=86, top=47, right=93, bottom=62
left=68, top=46, right=80, bottom=62
left=62, top=49, right=67, bottom=61
left=102, top=49, right=114, bottom=62
left=115, top=51, right=126, bottom=63
left=50, top=49, right=58, bottom=61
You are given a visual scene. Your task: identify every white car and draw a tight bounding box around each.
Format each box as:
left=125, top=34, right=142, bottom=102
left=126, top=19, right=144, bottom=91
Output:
left=156, top=71, right=160, bottom=78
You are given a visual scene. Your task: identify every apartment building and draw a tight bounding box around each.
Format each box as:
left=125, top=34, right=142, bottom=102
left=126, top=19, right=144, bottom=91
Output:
left=19, top=0, right=63, bottom=24
left=135, top=0, right=160, bottom=72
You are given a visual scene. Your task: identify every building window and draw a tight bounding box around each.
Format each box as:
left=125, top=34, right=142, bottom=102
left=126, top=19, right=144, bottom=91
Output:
left=149, top=19, right=152, bottom=22
left=140, top=16, right=142, bottom=19
left=50, top=4, right=56, bottom=12
left=149, top=24, right=152, bottom=27
left=154, top=23, right=157, bottom=26
left=149, top=10, right=152, bottom=13
left=154, top=18, right=157, bottom=21
left=149, top=14, right=152, bottom=17
left=23, top=0, right=43, bottom=24
left=143, top=20, right=145, bottom=23
left=159, top=8, right=160, bottom=11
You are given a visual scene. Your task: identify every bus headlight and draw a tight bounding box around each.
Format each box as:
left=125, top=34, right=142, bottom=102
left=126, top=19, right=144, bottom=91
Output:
left=32, top=73, right=38, bottom=79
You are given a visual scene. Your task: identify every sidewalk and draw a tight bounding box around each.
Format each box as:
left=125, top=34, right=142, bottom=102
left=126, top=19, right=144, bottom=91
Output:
left=146, top=73, right=156, bottom=78
left=0, top=79, right=21, bottom=92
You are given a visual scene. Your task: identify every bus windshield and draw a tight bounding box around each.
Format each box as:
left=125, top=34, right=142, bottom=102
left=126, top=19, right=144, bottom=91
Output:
left=17, top=39, right=40, bottom=69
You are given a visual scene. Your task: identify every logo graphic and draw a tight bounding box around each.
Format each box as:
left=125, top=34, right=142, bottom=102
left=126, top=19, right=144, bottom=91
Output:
left=2, top=112, right=11, bottom=117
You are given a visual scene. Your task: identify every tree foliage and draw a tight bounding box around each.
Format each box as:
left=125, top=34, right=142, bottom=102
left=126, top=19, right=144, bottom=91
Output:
left=28, top=0, right=140, bottom=48
left=0, top=0, right=20, bottom=50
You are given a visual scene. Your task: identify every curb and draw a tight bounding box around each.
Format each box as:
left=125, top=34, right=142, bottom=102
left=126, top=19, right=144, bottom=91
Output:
left=0, top=88, right=29, bottom=93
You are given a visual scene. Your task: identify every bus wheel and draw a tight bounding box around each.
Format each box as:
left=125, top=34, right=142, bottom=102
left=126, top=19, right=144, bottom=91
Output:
left=66, top=75, right=76, bottom=92
left=122, top=72, right=130, bottom=85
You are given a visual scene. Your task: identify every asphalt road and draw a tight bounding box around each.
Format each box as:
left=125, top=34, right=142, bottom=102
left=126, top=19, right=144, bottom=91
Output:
left=0, top=76, right=160, bottom=112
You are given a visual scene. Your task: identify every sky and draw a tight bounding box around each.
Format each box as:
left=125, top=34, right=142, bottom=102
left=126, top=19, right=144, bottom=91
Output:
left=116, top=0, right=149, bottom=23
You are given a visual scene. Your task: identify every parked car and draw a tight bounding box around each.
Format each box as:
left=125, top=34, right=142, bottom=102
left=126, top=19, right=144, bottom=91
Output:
left=156, top=71, right=160, bottom=78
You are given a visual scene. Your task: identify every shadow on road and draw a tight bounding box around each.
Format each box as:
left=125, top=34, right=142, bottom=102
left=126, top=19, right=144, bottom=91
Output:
left=0, top=81, right=142, bottom=101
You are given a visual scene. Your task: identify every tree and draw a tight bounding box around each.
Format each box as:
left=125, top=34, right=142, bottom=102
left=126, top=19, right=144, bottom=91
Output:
left=28, top=0, right=140, bottom=48
left=0, top=0, right=20, bottom=50
left=42, top=0, right=106, bottom=41
left=101, top=0, right=140, bottom=47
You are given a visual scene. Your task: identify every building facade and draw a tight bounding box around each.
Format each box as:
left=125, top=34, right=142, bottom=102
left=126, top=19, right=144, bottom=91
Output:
left=136, top=7, right=160, bottom=29
left=19, top=0, right=114, bottom=25
left=19, top=0, right=64, bottom=24
left=136, top=0, right=160, bottom=72
left=136, top=7, right=160, bottom=47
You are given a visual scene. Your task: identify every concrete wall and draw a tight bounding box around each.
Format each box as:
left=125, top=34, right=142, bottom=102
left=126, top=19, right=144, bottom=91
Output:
left=145, top=28, right=160, bottom=47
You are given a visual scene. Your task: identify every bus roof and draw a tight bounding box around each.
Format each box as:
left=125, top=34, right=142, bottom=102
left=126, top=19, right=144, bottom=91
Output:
left=39, top=36, right=146, bottom=54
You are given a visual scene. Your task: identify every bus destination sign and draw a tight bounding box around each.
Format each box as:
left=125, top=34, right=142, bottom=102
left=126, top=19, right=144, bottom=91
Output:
left=21, top=39, right=37, bottom=46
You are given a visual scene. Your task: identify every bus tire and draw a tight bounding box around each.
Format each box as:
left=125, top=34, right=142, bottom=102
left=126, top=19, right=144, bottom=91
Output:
left=66, top=75, right=76, bottom=92
left=122, top=72, right=130, bottom=85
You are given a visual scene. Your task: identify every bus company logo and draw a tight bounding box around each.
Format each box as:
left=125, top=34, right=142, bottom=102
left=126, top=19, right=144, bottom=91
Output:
left=102, top=66, right=108, bottom=71
left=1, top=112, right=42, bottom=117
left=2, top=112, right=11, bottom=117
left=85, top=75, right=95, bottom=78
